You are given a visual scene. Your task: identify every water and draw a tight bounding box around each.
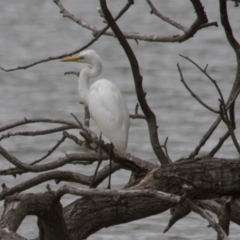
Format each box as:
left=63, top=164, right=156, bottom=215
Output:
left=0, top=0, right=240, bottom=239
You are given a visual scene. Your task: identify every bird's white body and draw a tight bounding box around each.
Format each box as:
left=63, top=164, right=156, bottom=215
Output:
left=61, top=49, right=130, bottom=153
left=88, top=79, right=129, bottom=152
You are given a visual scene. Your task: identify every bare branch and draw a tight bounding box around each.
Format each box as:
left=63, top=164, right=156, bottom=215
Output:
left=53, top=0, right=98, bottom=32
left=56, top=185, right=176, bottom=200
left=83, top=161, right=121, bottom=188
left=129, top=113, right=146, bottom=119
left=146, top=0, right=187, bottom=32
left=70, top=113, right=84, bottom=128
left=30, top=135, right=67, bottom=165
left=161, top=137, right=172, bottom=163
left=163, top=205, right=191, bottom=233
left=199, top=21, right=218, bottom=29
left=0, top=171, right=91, bottom=200
left=207, top=131, right=230, bottom=157
left=0, top=0, right=132, bottom=72
left=219, top=0, right=240, bottom=56
left=100, top=0, right=169, bottom=165
left=0, top=153, right=104, bottom=176
left=63, top=131, right=85, bottom=147
left=189, top=116, right=222, bottom=158
left=56, top=185, right=228, bottom=239
left=0, top=144, right=84, bottom=173
left=218, top=199, right=231, bottom=238
left=219, top=100, right=240, bottom=154
left=177, top=63, right=219, bottom=114
left=64, top=71, right=79, bottom=77
left=0, top=117, right=79, bottom=132
left=0, top=125, right=76, bottom=141
left=0, top=0, right=217, bottom=73
left=219, top=0, right=240, bottom=154
left=189, top=0, right=208, bottom=23
left=179, top=54, right=226, bottom=108
left=186, top=199, right=229, bottom=240
left=0, top=48, right=86, bottom=72
left=99, top=24, right=218, bottom=43
left=129, top=103, right=146, bottom=119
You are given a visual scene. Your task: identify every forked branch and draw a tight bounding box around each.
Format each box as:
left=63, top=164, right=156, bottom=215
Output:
left=177, top=63, right=219, bottom=114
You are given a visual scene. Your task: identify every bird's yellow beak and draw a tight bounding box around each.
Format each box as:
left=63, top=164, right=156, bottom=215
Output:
left=60, top=55, right=81, bottom=62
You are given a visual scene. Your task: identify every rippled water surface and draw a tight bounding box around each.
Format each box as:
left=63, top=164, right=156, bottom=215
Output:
left=0, top=0, right=240, bottom=239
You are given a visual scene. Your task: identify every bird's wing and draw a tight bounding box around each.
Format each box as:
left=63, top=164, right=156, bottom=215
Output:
left=88, top=79, right=129, bottom=152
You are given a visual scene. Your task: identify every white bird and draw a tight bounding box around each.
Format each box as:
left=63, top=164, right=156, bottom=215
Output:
left=60, top=49, right=130, bottom=189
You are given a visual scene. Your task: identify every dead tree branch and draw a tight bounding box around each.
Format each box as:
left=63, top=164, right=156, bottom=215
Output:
left=100, top=0, right=169, bottom=165
left=184, top=0, right=240, bottom=159
left=146, top=0, right=187, bottom=32
left=186, top=199, right=228, bottom=240
left=177, top=63, right=219, bottom=114
left=0, top=0, right=132, bottom=73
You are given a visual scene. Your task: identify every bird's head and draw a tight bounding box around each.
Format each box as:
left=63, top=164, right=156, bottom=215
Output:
left=60, top=49, right=101, bottom=65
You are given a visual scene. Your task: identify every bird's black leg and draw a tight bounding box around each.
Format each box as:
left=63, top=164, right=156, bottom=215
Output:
left=106, top=143, right=114, bottom=189
left=90, top=134, right=102, bottom=188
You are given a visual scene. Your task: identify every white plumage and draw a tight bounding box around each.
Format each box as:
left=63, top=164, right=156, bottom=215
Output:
left=61, top=49, right=130, bottom=187
left=89, top=79, right=129, bottom=152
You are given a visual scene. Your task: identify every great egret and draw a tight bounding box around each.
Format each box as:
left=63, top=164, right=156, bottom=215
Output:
left=60, top=49, right=130, bottom=189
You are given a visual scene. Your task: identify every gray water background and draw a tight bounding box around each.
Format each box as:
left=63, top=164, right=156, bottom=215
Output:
left=0, top=0, right=240, bottom=239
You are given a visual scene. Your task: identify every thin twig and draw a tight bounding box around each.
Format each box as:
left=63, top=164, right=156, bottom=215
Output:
left=199, top=21, right=218, bottom=29
left=63, top=131, right=86, bottom=148
left=206, top=131, right=230, bottom=157
left=189, top=116, right=222, bottom=158
left=146, top=0, right=187, bottom=32
left=64, top=71, right=79, bottom=77
left=135, top=103, right=139, bottom=114
left=0, top=171, right=93, bottom=200
left=0, top=0, right=217, bottom=73
left=130, top=103, right=146, bottom=119
left=30, top=135, right=67, bottom=165
left=0, top=153, right=101, bottom=176
left=86, top=161, right=121, bottom=188
left=53, top=0, right=98, bottom=32
left=0, top=144, right=86, bottom=172
left=0, top=0, right=131, bottom=72
left=71, top=113, right=83, bottom=128
left=186, top=199, right=229, bottom=240
left=0, top=117, right=79, bottom=133
left=161, top=137, right=172, bottom=163
left=177, top=63, right=219, bottom=114
left=0, top=126, right=76, bottom=141
left=179, top=54, right=226, bottom=108
left=219, top=100, right=240, bottom=154
left=129, top=113, right=146, bottom=120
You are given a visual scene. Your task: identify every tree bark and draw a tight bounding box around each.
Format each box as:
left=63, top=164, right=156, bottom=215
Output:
left=133, top=158, right=240, bottom=199
left=1, top=193, right=70, bottom=240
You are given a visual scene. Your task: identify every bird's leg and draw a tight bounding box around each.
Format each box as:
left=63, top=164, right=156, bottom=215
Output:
left=90, top=133, right=103, bottom=188
left=106, top=143, right=114, bottom=189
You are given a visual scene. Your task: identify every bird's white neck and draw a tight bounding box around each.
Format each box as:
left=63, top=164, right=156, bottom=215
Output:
left=78, top=60, right=102, bottom=106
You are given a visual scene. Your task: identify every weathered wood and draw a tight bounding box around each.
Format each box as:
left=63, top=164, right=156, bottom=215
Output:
left=1, top=158, right=240, bottom=240
left=63, top=195, right=173, bottom=239
left=0, top=227, right=26, bottom=240
left=61, top=158, right=240, bottom=239
left=1, top=193, right=70, bottom=240
left=130, top=158, right=240, bottom=199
